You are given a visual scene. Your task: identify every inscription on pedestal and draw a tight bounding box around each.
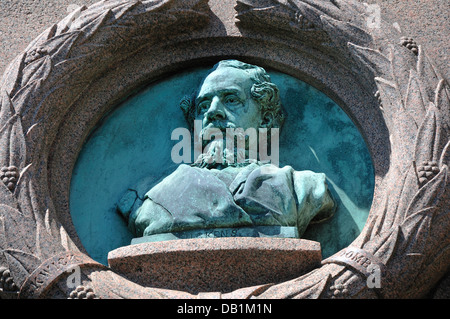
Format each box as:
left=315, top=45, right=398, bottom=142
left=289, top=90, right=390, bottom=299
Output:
left=131, top=226, right=299, bottom=244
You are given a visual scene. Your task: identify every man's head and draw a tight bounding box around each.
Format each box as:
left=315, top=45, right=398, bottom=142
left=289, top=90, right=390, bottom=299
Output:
left=181, top=60, right=285, bottom=132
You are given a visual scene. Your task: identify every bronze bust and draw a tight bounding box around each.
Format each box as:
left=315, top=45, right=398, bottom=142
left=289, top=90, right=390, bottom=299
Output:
left=118, top=60, right=336, bottom=241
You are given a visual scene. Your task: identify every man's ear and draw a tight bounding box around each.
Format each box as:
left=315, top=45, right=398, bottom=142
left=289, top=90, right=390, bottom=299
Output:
left=180, top=94, right=196, bottom=130
left=259, top=112, right=274, bottom=128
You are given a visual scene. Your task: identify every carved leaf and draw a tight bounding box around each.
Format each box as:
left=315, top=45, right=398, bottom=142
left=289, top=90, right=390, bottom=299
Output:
left=363, top=226, right=400, bottom=265
left=348, top=44, right=392, bottom=83
left=236, top=0, right=304, bottom=33
left=414, top=103, right=442, bottom=165
left=0, top=182, right=18, bottom=210
left=0, top=53, right=26, bottom=98
left=21, top=56, right=53, bottom=88
left=288, top=0, right=325, bottom=29
left=417, top=46, right=441, bottom=102
left=235, top=0, right=338, bottom=47
left=55, top=5, right=86, bottom=35
left=390, top=44, right=419, bottom=107
left=375, top=165, right=448, bottom=297
left=353, top=188, right=389, bottom=245
left=0, top=204, right=37, bottom=257
left=292, top=273, right=330, bottom=299
left=0, top=90, right=26, bottom=170
left=90, top=269, right=168, bottom=299
left=434, top=79, right=450, bottom=133
left=254, top=269, right=331, bottom=299
left=370, top=84, right=449, bottom=270
left=7, top=113, right=26, bottom=171
left=297, top=0, right=342, bottom=17
left=440, top=141, right=450, bottom=169
left=108, top=0, right=143, bottom=22
left=410, top=244, right=450, bottom=298
left=374, top=76, right=418, bottom=169
left=405, top=166, right=448, bottom=220
left=0, top=90, right=15, bottom=166
left=14, top=170, right=65, bottom=262
left=401, top=207, right=434, bottom=255
left=3, top=249, right=43, bottom=288
left=24, top=24, right=58, bottom=54
left=48, top=33, right=83, bottom=65
left=0, top=90, right=14, bottom=123
left=391, top=165, right=420, bottom=225
left=404, top=69, right=428, bottom=128
left=11, top=79, right=43, bottom=119
left=321, top=15, right=372, bottom=52
left=374, top=77, right=399, bottom=127
left=74, top=10, right=115, bottom=47
left=403, top=168, right=450, bottom=297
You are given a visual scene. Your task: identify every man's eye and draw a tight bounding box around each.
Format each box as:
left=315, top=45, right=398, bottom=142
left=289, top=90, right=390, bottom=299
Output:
left=198, top=102, right=210, bottom=112
left=225, top=96, right=240, bottom=105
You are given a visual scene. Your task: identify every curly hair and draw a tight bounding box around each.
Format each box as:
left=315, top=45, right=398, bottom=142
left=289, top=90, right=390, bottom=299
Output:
left=180, top=60, right=285, bottom=131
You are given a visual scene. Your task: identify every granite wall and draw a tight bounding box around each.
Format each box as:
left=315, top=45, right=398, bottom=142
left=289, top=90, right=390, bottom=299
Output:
left=0, top=0, right=448, bottom=81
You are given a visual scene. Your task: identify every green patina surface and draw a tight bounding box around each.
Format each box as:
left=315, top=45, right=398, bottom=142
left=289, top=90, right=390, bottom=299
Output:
left=131, top=226, right=299, bottom=244
left=70, top=67, right=374, bottom=265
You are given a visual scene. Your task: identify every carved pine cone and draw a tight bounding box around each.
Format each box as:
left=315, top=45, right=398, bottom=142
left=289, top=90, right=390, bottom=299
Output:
left=0, top=267, right=19, bottom=292
left=295, top=12, right=314, bottom=29
left=68, top=285, right=99, bottom=299
left=24, top=48, right=48, bottom=65
left=374, top=90, right=382, bottom=108
left=400, top=37, right=418, bottom=55
left=0, top=166, right=19, bottom=191
left=417, top=161, right=440, bottom=186
left=329, top=283, right=349, bottom=299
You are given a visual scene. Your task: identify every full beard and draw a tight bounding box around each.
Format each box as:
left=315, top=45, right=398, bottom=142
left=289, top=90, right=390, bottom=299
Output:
left=193, top=122, right=258, bottom=169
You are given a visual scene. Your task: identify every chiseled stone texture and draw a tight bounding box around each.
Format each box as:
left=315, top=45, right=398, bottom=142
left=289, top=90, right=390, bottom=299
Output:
left=0, top=0, right=448, bottom=81
left=107, top=237, right=322, bottom=294
left=0, top=0, right=98, bottom=77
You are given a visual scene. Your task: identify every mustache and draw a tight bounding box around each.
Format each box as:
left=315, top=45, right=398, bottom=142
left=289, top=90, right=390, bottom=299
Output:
left=203, top=121, right=236, bottom=131
left=199, top=121, right=236, bottom=138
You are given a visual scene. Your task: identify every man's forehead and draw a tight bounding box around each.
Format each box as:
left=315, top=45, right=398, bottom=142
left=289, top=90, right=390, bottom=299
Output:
left=197, top=67, right=252, bottom=98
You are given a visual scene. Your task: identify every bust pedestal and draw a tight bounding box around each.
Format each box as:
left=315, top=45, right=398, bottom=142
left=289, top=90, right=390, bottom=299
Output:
left=107, top=237, right=321, bottom=294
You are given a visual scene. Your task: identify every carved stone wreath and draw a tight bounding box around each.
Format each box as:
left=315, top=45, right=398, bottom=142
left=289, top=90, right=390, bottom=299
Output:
left=0, top=0, right=448, bottom=299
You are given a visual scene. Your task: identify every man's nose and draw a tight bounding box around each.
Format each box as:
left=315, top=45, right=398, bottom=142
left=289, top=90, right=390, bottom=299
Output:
left=205, top=97, right=226, bottom=121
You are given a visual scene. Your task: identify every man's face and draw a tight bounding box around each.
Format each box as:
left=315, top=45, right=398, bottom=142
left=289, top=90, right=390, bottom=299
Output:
left=195, top=67, right=262, bottom=131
